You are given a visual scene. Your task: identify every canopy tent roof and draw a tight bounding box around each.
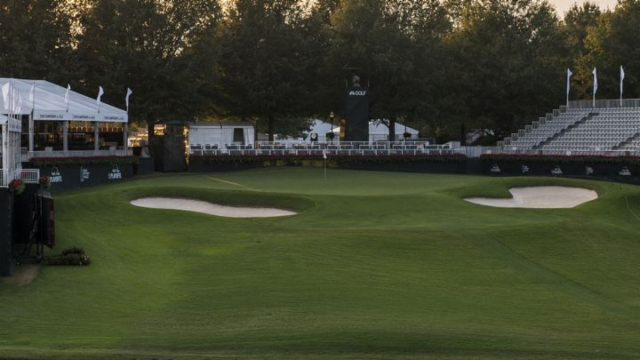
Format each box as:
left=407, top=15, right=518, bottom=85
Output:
left=191, top=121, right=254, bottom=128
left=369, top=120, right=419, bottom=135
left=0, top=78, right=127, bottom=123
left=0, top=114, right=21, bottom=132
left=329, top=120, right=419, bottom=134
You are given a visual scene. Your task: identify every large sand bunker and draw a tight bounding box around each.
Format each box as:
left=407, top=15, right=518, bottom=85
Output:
left=465, top=186, right=597, bottom=209
left=131, top=197, right=297, bottom=218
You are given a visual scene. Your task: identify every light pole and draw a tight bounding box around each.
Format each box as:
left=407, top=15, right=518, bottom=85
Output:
left=328, top=111, right=335, bottom=142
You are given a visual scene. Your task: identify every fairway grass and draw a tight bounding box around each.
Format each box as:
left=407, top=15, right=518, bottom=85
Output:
left=1, top=168, right=639, bottom=359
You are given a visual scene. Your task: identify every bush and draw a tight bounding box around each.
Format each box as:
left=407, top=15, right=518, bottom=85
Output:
left=43, top=247, right=91, bottom=266
left=28, top=156, right=138, bottom=167
left=61, top=246, right=85, bottom=256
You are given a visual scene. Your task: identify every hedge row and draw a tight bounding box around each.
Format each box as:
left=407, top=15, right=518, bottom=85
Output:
left=28, top=156, right=139, bottom=167
left=480, top=154, right=640, bottom=165
left=189, top=154, right=468, bottom=165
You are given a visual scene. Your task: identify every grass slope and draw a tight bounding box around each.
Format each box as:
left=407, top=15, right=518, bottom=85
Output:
left=1, top=168, right=639, bottom=359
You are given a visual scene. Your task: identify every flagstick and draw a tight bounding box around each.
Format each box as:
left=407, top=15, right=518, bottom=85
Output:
left=322, top=149, right=328, bottom=181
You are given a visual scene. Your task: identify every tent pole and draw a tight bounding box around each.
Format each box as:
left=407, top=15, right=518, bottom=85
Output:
left=28, top=112, right=34, bottom=154
left=94, top=121, right=100, bottom=152
left=123, top=122, right=129, bottom=153
left=63, top=121, right=69, bottom=153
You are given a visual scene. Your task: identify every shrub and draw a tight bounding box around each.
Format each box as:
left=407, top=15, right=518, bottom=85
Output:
left=44, top=247, right=90, bottom=266
left=43, top=253, right=91, bottom=266
left=8, top=179, right=25, bottom=195
left=28, top=156, right=138, bottom=167
left=61, top=246, right=85, bottom=256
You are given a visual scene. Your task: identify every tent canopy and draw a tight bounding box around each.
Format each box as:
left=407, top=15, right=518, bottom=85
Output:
left=0, top=114, right=21, bottom=132
left=0, top=78, right=127, bottom=123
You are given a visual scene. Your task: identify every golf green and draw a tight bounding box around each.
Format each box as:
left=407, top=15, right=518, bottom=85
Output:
left=1, top=168, right=639, bottom=359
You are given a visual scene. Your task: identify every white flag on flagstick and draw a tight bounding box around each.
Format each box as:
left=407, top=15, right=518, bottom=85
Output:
left=593, top=67, right=598, bottom=94
left=567, top=68, right=573, bottom=95
left=96, top=86, right=104, bottom=106
left=125, top=88, right=133, bottom=110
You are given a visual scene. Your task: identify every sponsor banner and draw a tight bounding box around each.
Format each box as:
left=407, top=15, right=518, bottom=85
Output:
left=108, top=165, right=122, bottom=180
left=80, top=167, right=91, bottom=183
left=37, top=164, right=134, bottom=191
left=8, top=118, right=21, bottom=132
left=34, top=110, right=127, bottom=122
left=348, top=89, right=368, bottom=96
left=50, top=167, right=63, bottom=183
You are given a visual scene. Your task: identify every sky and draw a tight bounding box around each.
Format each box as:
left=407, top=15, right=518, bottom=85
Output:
left=552, top=0, right=618, bottom=16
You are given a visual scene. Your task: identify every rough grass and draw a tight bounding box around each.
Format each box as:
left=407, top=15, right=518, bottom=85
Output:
left=0, top=168, right=639, bottom=359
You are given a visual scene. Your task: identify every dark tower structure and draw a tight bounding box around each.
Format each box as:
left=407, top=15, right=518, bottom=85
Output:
left=344, top=75, right=369, bottom=141
left=151, top=121, right=187, bottom=172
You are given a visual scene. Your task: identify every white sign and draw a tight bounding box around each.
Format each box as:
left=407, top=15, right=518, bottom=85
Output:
left=108, top=165, right=122, bottom=180
left=80, top=167, right=90, bottom=182
left=34, top=110, right=127, bottom=123
left=7, top=118, right=21, bottom=132
left=348, top=90, right=367, bottom=96
left=619, top=167, right=631, bottom=176
left=50, top=167, right=63, bottom=183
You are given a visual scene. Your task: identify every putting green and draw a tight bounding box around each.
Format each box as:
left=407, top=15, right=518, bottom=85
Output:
left=0, top=168, right=639, bottom=359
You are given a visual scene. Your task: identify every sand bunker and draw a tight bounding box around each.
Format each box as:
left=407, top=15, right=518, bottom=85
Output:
left=465, top=186, right=597, bottom=209
left=131, top=198, right=296, bottom=218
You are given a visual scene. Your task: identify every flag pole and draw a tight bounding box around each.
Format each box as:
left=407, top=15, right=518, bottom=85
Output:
left=323, top=150, right=327, bottom=181
left=620, top=65, right=624, bottom=107
left=566, top=68, right=572, bottom=108
left=592, top=67, right=597, bottom=108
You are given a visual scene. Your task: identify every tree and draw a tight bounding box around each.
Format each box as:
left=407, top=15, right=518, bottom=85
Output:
left=581, top=0, right=640, bottom=100
left=76, top=0, right=221, bottom=131
left=218, top=0, right=319, bottom=140
left=0, top=0, right=77, bottom=83
left=561, top=2, right=602, bottom=100
left=445, top=0, right=565, bottom=138
left=325, top=0, right=451, bottom=140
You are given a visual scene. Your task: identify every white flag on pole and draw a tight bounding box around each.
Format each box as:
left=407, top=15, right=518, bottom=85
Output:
left=125, top=88, right=133, bottom=110
left=593, top=67, right=598, bottom=95
left=322, top=150, right=327, bottom=160
left=96, top=86, right=104, bottom=106
left=29, top=83, right=36, bottom=103
left=17, top=92, right=23, bottom=114
left=567, top=68, right=573, bottom=95
left=620, top=66, right=625, bottom=96
left=64, top=84, right=71, bottom=106
left=12, top=88, right=19, bottom=113
left=1, top=83, right=10, bottom=110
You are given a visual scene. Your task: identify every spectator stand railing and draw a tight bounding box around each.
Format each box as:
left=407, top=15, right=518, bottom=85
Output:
left=188, top=141, right=458, bottom=157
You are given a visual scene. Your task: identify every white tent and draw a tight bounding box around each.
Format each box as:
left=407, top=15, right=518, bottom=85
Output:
left=188, top=121, right=255, bottom=149
left=0, top=78, right=127, bottom=122
left=1, top=114, right=23, bottom=186
left=369, top=120, right=419, bottom=141
left=303, top=119, right=337, bottom=142
left=306, top=119, right=419, bottom=142
left=1, top=78, right=130, bottom=156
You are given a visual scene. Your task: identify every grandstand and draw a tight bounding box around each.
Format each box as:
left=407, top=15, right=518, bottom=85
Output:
left=499, top=100, right=640, bottom=154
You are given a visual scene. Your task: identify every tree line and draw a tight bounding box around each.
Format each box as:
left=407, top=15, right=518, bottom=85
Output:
left=1, top=0, right=639, bottom=143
